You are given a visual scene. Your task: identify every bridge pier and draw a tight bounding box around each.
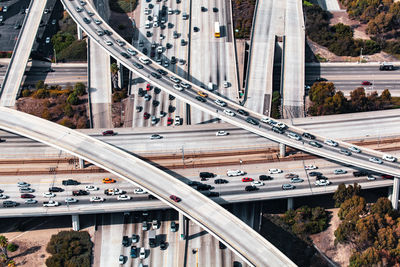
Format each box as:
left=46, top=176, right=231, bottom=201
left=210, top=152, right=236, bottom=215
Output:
left=72, top=215, right=80, bottom=231
left=287, top=197, right=293, bottom=210
left=79, top=158, right=85, bottom=169
left=279, top=143, right=286, bottom=157
left=392, top=178, right=400, bottom=210
left=77, top=26, right=83, bottom=40
left=179, top=213, right=186, bottom=240
left=118, top=61, right=124, bottom=89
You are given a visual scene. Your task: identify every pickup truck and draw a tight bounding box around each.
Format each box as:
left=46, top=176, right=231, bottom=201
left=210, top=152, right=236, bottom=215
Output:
left=43, top=200, right=59, bottom=207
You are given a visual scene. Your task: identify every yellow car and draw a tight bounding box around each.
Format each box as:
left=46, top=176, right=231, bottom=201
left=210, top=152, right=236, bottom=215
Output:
left=102, top=178, right=116, bottom=184
left=197, top=91, right=208, bottom=98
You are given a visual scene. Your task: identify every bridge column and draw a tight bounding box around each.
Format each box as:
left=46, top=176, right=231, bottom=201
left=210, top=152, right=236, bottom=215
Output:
left=77, top=26, right=83, bottom=40
left=79, top=158, right=85, bottom=169
left=287, top=197, right=293, bottom=210
left=118, top=61, right=124, bottom=89
left=179, top=213, right=186, bottom=240
left=72, top=215, right=80, bottom=231
left=388, top=186, right=393, bottom=202
left=392, top=178, right=400, bottom=210
left=279, top=143, right=286, bottom=157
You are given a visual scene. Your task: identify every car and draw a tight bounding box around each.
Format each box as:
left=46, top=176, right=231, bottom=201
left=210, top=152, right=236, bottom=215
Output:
left=102, top=130, right=115, bottom=136
left=73, top=190, right=88, bottom=196
left=223, top=109, right=235, bottom=117
left=90, top=196, right=104, bottom=202
left=246, top=117, right=259, bottom=125
left=143, top=112, right=150, bottom=119
left=291, top=177, right=304, bottom=183
left=315, top=179, right=331, bottom=186
left=315, top=77, right=327, bottom=82
left=269, top=168, right=282, bottom=174
left=170, top=76, right=181, bottom=83
left=96, top=29, right=105, bottom=36
left=45, top=37, right=51, bottom=44
left=201, top=6, right=207, bottom=12
left=65, top=197, right=78, bottom=203
left=216, top=131, right=229, bottom=136
left=150, top=134, right=162, bottom=140
left=131, top=234, right=139, bottom=243
left=287, top=132, right=301, bottom=141
left=18, top=182, right=30, bottom=187
left=139, top=247, right=146, bottom=259
left=309, top=141, right=323, bottom=148
left=170, top=195, right=181, bottom=202
left=302, top=132, right=315, bottom=139
left=173, top=84, right=183, bottom=91
left=213, top=7, right=219, bottom=12
left=19, top=187, right=34, bottom=193
left=196, top=96, right=207, bottom=103
left=242, top=177, right=254, bottom=182
left=94, top=19, right=101, bottom=25
left=282, top=184, right=295, bottom=190
left=75, top=6, right=83, bottom=12
left=20, top=194, right=33, bottom=199
left=104, top=39, right=113, bottom=46
left=304, top=165, right=317, bottom=170
left=196, top=184, right=212, bottom=191
left=142, top=221, right=148, bottom=231
left=3, top=201, right=18, bottom=208
left=170, top=56, right=177, bottom=64
left=134, top=188, right=147, bottom=194
left=324, top=139, right=338, bottom=147
left=167, top=117, right=173, bottom=125
left=259, top=175, right=273, bottom=181
left=334, top=169, right=347, bottom=175
left=193, top=26, right=200, bottom=32
left=126, top=48, right=137, bottom=56
left=199, top=172, right=214, bottom=179
left=382, top=154, right=397, bottom=162
left=369, top=157, right=383, bottom=164
left=85, top=185, right=99, bottom=191
left=133, top=62, right=143, bottom=69
left=251, top=181, right=264, bottom=187
left=367, top=175, right=376, bottom=181
left=261, top=117, right=272, bottom=124
left=353, top=171, right=369, bottom=177
left=170, top=221, right=177, bottom=232
left=188, top=181, right=201, bottom=187
left=62, top=179, right=79, bottom=185
left=104, top=188, right=123, bottom=196
left=117, top=195, right=131, bottom=201
left=119, top=255, right=125, bottom=264
left=152, top=220, right=158, bottom=230
left=214, top=179, right=228, bottom=184
left=120, top=52, right=130, bottom=59
left=25, top=199, right=37, bottom=204
left=151, top=115, right=158, bottom=124
left=139, top=56, right=150, bottom=65
left=361, top=81, right=372, bottom=85
left=227, top=170, right=245, bottom=177
left=214, top=99, right=227, bottom=107
left=349, top=146, right=361, bottom=153
left=43, top=200, right=59, bottom=207
left=83, top=17, right=91, bottom=24
left=175, top=116, right=181, bottom=126
left=285, top=173, right=298, bottom=179
left=151, top=72, right=162, bottom=79
left=116, top=39, right=125, bottom=46
left=43, top=192, right=55, bottom=198
left=382, top=174, right=394, bottom=179
left=339, top=149, right=352, bottom=156
left=197, top=91, right=208, bottom=98
left=272, top=127, right=284, bottom=134
left=102, top=178, right=116, bottom=183
left=237, top=109, right=249, bottom=116
left=245, top=185, right=258, bottom=192
left=130, top=246, right=137, bottom=258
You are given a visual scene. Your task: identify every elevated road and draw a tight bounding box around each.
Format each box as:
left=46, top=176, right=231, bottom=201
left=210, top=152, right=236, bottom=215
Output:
left=0, top=106, right=295, bottom=267
left=0, top=0, right=47, bottom=107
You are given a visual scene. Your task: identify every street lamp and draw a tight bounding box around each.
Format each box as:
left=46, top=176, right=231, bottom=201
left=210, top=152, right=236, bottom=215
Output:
left=359, top=47, right=363, bottom=64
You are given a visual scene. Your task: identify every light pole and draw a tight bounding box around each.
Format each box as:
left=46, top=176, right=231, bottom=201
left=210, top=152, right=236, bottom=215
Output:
left=359, top=47, right=363, bottom=64
left=181, top=146, right=185, bottom=168
left=53, top=48, right=57, bottom=64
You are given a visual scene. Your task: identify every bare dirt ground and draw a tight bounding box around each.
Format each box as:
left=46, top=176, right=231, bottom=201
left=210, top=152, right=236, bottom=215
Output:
left=311, top=208, right=355, bottom=267
left=0, top=216, right=95, bottom=266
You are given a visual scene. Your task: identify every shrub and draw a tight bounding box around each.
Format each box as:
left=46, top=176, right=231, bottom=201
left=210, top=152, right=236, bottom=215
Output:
left=42, top=108, right=51, bottom=120
left=58, top=40, right=87, bottom=62
left=51, top=32, right=75, bottom=54
left=7, top=243, right=18, bottom=252
left=64, top=104, right=74, bottom=117
left=67, top=92, right=79, bottom=105
left=74, top=82, right=86, bottom=96
left=34, top=89, right=49, bottom=99
left=36, top=80, right=45, bottom=90
left=59, top=118, right=75, bottom=129
left=21, top=89, right=31, bottom=97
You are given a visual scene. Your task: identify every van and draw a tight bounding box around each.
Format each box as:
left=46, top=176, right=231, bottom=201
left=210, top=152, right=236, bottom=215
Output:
left=139, top=56, right=150, bottom=65
left=139, top=247, right=146, bottom=259
left=226, top=170, right=245, bottom=177
left=208, top=82, right=214, bottom=91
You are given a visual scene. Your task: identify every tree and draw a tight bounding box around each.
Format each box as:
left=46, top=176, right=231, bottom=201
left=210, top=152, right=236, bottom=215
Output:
left=36, top=80, right=45, bottom=90
left=380, top=88, right=391, bottom=104
left=338, top=195, right=366, bottom=221
left=0, top=235, right=9, bottom=260
left=74, top=82, right=86, bottom=96
left=370, top=197, right=393, bottom=217
left=64, top=104, right=74, bottom=118
left=333, top=183, right=361, bottom=207
left=67, top=92, right=79, bottom=105
left=110, top=63, right=119, bottom=89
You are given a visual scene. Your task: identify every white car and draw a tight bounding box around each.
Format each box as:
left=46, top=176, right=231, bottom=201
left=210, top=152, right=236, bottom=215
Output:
left=43, top=200, right=59, bottom=207
left=134, top=188, right=147, bottom=194
left=268, top=168, right=282, bottom=174
left=315, top=179, right=331, bottom=186
left=251, top=181, right=264, bottom=187
left=173, top=84, right=183, bottom=91
left=367, top=175, right=376, bottom=181
left=261, top=117, right=271, bottom=123
left=304, top=165, right=317, bottom=170
left=223, top=81, right=230, bottom=88
left=0, top=194, right=8, bottom=199
left=25, top=199, right=37, bottom=204
left=290, top=177, right=304, bottom=183
left=180, top=82, right=191, bottom=89
left=216, top=131, right=229, bottom=136
left=349, top=146, right=361, bottom=153
left=85, top=185, right=99, bottom=191
left=43, top=192, right=55, bottom=198
left=139, top=247, right=146, bottom=259
left=17, top=182, right=30, bottom=187
left=334, top=169, right=347, bottom=175
left=139, top=56, right=150, bottom=65
left=324, top=139, right=338, bottom=147
left=169, top=76, right=181, bottom=83
left=369, top=157, right=383, bottom=164
left=276, top=122, right=287, bottom=129
left=223, top=109, right=235, bottom=116
left=287, top=132, right=301, bottom=141
left=65, top=197, right=78, bottom=203
left=382, top=154, right=397, bottom=162
left=117, top=195, right=131, bottom=201
left=90, top=196, right=104, bottom=202
left=214, top=99, right=227, bottom=107
left=104, top=40, right=113, bottom=46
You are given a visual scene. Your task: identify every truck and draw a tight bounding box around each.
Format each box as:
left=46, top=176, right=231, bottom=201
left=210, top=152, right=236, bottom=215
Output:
left=214, top=22, right=220, bottom=38
left=379, top=62, right=394, bottom=71
left=148, top=230, right=156, bottom=248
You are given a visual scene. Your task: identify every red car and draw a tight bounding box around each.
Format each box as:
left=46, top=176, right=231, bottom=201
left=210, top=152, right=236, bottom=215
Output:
left=170, top=195, right=181, bottom=202
left=167, top=117, right=173, bottom=125
left=361, top=81, right=372, bottom=85
left=241, top=177, right=254, bottom=182
left=146, top=83, right=151, bottom=91
left=382, top=174, right=394, bottom=179
left=102, top=130, right=115, bottom=136
left=144, top=112, right=150, bottom=119
left=21, top=194, right=34, bottom=199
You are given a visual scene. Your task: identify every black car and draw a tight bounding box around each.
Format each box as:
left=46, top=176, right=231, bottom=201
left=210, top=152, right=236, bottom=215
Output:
left=148, top=194, right=157, bottom=200
left=193, top=26, right=199, bottom=32
left=154, top=87, right=161, bottom=94
left=138, top=88, right=145, bottom=97
left=196, top=96, right=206, bottom=103
left=169, top=95, right=175, bottom=100
left=3, top=201, right=18, bottom=207
left=168, top=105, right=175, bottom=113
left=237, top=109, right=249, bottom=116
left=142, top=47, right=148, bottom=54
left=49, top=186, right=63, bottom=192
left=315, top=77, right=327, bottom=82
left=168, top=22, right=174, bottom=28
left=302, top=132, right=315, bottom=139
left=160, top=241, right=167, bottom=250
left=130, top=246, right=137, bottom=258
left=309, top=141, right=323, bottom=148
left=246, top=117, right=259, bottom=126
left=196, top=184, right=212, bottom=191
left=146, top=31, right=152, bottom=37
left=170, top=56, right=176, bottom=64
left=166, top=43, right=173, bottom=49
left=188, top=181, right=201, bottom=187
left=271, top=127, right=284, bottom=134
left=72, top=190, right=88, bottom=196
left=133, top=62, right=143, bottom=69
left=259, top=175, right=273, bottom=181
left=157, top=69, right=167, bottom=75
left=219, top=241, right=226, bottom=249
left=213, top=7, right=219, bottom=12
left=308, top=172, right=322, bottom=177
left=104, top=30, right=112, bottom=35
left=245, top=185, right=258, bottom=192
left=199, top=172, right=214, bottom=178
left=353, top=171, right=369, bottom=177
left=120, top=52, right=130, bottom=59
left=201, top=6, right=207, bottom=12
left=151, top=72, right=161, bottom=79
left=122, top=236, right=130, bottom=247
left=62, top=179, right=79, bottom=186
left=214, top=179, right=228, bottom=184
left=152, top=100, right=159, bottom=107
left=207, top=192, right=219, bottom=197
left=83, top=17, right=91, bottom=24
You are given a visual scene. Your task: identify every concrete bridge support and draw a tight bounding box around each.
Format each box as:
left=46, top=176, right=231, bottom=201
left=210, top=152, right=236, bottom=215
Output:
left=179, top=213, right=186, bottom=240
left=79, top=158, right=85, bottom=169
left=392, top=178, right=399, bottom=210
left=77, top=25, right=83, bottom=40
left=287, top=197, right=293, bottom=210
left=279, top=143, right=286, bottom=157
left=118, top=61, right=124, bottom=89
left=72, top=214, right=80, bottom=231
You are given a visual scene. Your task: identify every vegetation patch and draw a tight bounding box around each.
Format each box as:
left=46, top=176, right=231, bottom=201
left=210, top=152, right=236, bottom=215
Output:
left=270, top=91, right=281, bottom=119
left=46, top=231, right=92, bottom=267
left=232, top=0, right=256, bottom=39
left=109, top=0, right=137, bottom=13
